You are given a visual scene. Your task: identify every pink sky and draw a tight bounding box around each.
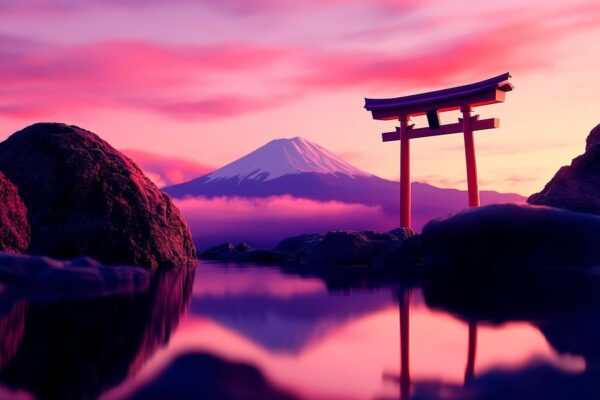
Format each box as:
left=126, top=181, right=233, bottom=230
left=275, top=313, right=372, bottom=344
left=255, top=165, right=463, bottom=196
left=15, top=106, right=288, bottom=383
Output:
left=1, top=0, right=599, bottom=194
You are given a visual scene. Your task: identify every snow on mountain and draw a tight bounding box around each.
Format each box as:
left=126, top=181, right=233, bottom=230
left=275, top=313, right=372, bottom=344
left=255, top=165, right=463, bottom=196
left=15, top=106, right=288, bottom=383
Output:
left=205, top=137, right=371, bottom=182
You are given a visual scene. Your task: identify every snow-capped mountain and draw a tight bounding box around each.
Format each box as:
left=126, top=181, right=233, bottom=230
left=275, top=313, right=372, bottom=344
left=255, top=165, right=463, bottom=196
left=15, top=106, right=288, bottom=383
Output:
left=164, top=137, right=525, bottom=231
left=204, top=137, right=370, bottom=183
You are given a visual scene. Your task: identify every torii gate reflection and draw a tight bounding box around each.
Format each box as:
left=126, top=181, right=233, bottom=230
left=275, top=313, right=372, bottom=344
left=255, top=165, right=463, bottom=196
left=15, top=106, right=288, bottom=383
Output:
left=383, top=288, right=478, bottom=399
left=367, top=74, right=514, bottom=399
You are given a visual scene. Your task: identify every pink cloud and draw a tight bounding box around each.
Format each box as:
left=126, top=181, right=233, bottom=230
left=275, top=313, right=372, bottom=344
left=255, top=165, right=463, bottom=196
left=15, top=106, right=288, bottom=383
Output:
left=0, top=36, right=294, bottom=119
left=294, top=22, right=561, bottom=92
left=0, top=0, right=420, bottom=16
left=123, top=149, right=213, bottom=187
left=173, top=195, right=395, bottom=249
left=0, top=1, right=597, bottom=121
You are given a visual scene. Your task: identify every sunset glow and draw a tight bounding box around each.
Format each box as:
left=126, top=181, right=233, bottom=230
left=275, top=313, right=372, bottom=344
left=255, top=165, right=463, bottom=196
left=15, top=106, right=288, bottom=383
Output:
left=1, top=0, right=599, bottom=194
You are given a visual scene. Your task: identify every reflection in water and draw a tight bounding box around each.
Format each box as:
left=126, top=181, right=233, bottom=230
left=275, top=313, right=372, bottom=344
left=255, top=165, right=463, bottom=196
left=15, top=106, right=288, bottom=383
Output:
left=0, top=267, right=194, bottom=400
left=1, top=262, right=599, bottom=399
left=464, top=322, right=477, bottom=384
left=129, top=352, right=297, bottom=400
left=388, top=291, right=477, bottom=399
left=399, top=288, right=411, bottom=400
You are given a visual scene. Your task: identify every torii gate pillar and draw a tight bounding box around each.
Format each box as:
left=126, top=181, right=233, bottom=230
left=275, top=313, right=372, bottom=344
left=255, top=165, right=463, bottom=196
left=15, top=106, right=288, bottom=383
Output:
left=365, top=73, right=513, bottom=228
left=399, top=114, right=411, bottom=228
left=462, top=105, right=480, bottom=208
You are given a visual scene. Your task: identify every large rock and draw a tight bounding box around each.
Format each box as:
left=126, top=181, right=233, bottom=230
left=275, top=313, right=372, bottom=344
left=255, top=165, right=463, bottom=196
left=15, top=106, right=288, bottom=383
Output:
left=0, top=173, right=29, bottom=254
left=0, top=123, right=196, bottom=270
left=422, top=203, right=600, bottom=270
left=529, top=124, right=600, bottom=214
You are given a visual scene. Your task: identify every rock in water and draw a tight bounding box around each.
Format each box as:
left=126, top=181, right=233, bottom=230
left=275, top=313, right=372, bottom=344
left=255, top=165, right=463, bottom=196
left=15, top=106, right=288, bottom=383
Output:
left=422, top=203, right=600, bottom=270
left=529, top=124, right=600, bottom=214
left=0, top=172, right=29, bottom=253
left=0, top=123, right=196, bottom=270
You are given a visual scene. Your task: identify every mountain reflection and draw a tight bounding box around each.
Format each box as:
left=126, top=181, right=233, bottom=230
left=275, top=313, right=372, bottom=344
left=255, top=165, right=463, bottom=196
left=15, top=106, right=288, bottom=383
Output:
left=129, top=352, right=298, bottom=400
left=0, top=267, right=194, bottom=400
left=190, top=264, right=395, bottom=353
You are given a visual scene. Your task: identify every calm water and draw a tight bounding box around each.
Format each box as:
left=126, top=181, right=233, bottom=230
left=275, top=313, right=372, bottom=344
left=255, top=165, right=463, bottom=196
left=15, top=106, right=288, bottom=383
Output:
left=0, top=262, right=598, bottom=400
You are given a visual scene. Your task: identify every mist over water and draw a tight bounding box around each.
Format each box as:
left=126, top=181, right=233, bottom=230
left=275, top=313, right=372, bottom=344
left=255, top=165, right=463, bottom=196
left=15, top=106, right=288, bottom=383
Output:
left=175, top=195, right=398, bottom=249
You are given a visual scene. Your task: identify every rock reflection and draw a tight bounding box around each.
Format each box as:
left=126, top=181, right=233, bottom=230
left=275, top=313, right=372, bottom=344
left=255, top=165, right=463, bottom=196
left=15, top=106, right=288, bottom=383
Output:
left=0, top=267, right=194, bottom=400
left=417, top=268, right=600, bottom=400
left=129, top=352, right=298, bottom=400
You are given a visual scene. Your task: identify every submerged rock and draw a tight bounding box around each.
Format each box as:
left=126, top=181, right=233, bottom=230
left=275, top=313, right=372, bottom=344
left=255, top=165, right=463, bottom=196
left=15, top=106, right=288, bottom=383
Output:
left=421, top=203, right=600, bottom=270
left=0, top=173, right=29, bottom=254
left=529, top=123, right=600, bottom=214
left=0, top=123, right=196, bottom=270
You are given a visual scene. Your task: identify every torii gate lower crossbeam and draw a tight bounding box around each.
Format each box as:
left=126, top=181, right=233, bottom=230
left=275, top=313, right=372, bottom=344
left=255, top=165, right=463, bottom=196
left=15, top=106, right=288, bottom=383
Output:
left=365, top=73, right=514, bottom=228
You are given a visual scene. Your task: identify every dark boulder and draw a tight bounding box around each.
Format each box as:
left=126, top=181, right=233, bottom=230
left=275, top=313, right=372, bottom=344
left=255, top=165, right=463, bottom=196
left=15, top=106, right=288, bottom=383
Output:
left=529, top=123, right=600, bottom=214
left=0, top=123, right=196, bottom=270
left=421, top=203, right=600, bottom=270
left=0, top=172, right=29, bottom=254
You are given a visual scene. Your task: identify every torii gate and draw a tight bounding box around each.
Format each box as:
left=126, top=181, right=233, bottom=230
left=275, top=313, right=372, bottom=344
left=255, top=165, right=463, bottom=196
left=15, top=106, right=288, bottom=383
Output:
left=364, top=73, right=514, bottom=228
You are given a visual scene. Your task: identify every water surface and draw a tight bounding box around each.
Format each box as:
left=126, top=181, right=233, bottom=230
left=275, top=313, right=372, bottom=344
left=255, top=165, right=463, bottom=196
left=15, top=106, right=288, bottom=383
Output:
left=0, top=262, right=596, bottom=399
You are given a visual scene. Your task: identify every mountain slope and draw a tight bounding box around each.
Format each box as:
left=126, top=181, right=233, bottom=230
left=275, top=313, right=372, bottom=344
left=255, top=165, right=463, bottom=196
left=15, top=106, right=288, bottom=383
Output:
left=204, top=136, right=369, bottom=182
left=164, top=137, right=525, bottom=232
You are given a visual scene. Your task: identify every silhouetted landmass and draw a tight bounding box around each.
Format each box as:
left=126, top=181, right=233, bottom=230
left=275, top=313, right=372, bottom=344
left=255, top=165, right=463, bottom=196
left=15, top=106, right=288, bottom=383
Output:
left=0, top=172, right=29, bottom=254
left=421, top=203, right=600, bottom=270
left=529, top=124, right=600, bottom=214
left=0, top=123, right=196, bottom=270
left=200, top=228, right=419, bottom=269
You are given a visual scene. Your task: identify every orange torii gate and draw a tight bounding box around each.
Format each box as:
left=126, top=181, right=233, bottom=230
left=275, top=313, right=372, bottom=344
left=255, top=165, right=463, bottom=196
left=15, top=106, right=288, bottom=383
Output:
left=365, top=73, right=514, bottom=228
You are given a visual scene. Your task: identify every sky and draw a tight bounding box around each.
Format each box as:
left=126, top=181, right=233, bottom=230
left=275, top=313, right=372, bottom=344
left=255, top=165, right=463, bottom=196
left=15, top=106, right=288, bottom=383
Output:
left=0, top=0, right=599, bottom=195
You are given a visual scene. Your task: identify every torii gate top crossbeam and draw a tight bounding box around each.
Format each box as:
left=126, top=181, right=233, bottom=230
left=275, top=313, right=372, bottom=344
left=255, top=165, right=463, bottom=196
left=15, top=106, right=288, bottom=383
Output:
left=364, top=73, right=513, bottom=120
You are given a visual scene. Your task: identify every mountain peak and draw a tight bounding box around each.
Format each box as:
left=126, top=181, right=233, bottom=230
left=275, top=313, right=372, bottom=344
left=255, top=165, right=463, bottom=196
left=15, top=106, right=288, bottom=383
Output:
left=205, top=136, right=371, bottom=182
